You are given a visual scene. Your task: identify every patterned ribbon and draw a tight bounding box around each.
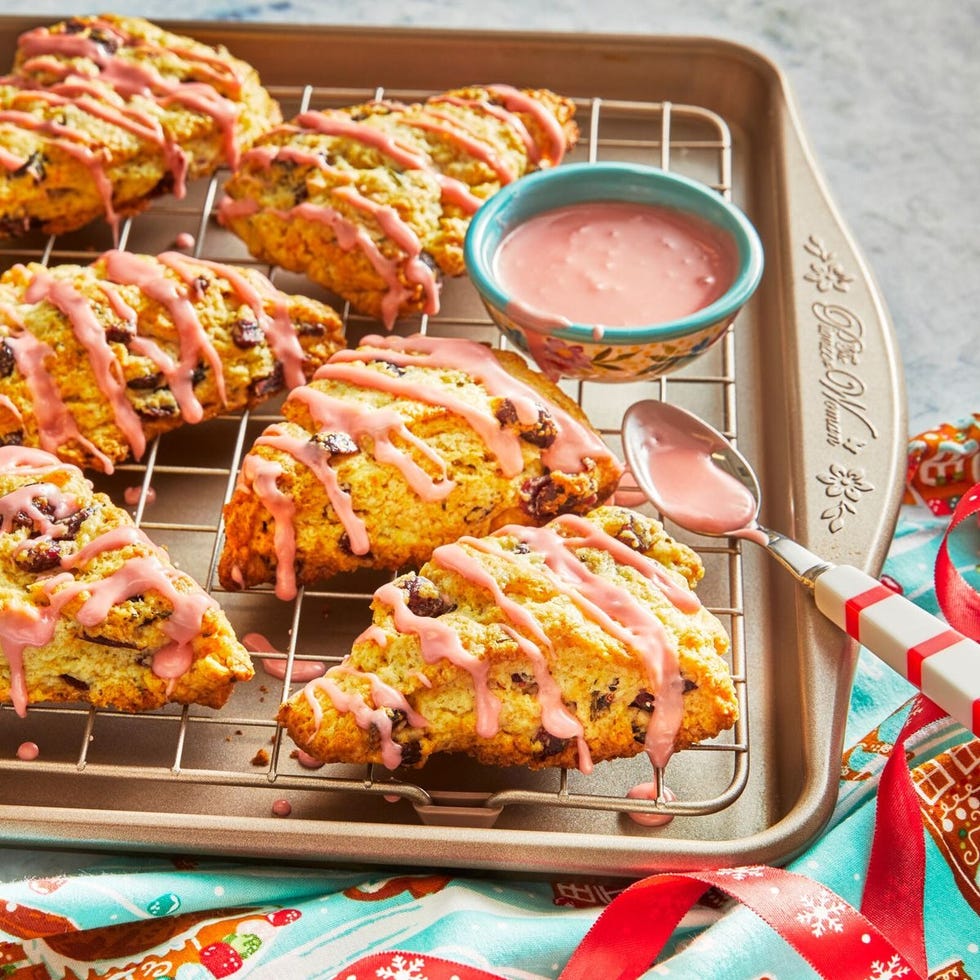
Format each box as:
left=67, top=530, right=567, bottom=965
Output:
left=333, top=699, right=948, bottom=980
left=935, top=481, right=980, bottom=641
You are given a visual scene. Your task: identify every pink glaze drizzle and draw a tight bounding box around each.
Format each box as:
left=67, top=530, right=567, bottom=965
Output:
left=5, top=18, right=246, bottom=235
left=23, top=266, right=147, bottom=461
left=305, top=662, right=428, bottom=769
left=16, top=741, right=40, bottom=761
left=0, top=446, right=216, bottom=714
left=238, top=453, right=297, bottom=600
left=4, top=328, right=116, bottom=472
left=102, top=249, right=228, bottom=409
left=462, top=519, right=688, bottom=769
left=159, top=252, right=308, bottom=390
left=243, top=631, right=326, bottom=683
left=373, top=579, right=500, bottom=739
left=626, top=782, right=676, bottom=827
left=294, top=110, right=482, bottom=213
left=323, top=333, right=619, bottom=478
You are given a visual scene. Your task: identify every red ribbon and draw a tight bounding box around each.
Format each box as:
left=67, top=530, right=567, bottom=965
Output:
left=934, top=481, right=980, bottom=641
left=332, top=693, right=945, bottom=980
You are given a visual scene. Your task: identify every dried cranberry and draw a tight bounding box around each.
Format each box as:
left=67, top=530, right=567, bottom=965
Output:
left=54, top=506, right=91, bottom=541
left=231, top=319, right=265, bottom=349
left=398, top=740, right=422, bottom=767
left=520, top=474, right=561, bottom=519
left=0, top=431, right=23, bottom=447
left=12, top=151, right=45, bottom=183
left=521, top=409, right=557, bottom=448
left=126, top=372, right=164, bottom=390
left=249, top=362, right=284, bottom=399
left=82, top=633, right=139, bottom=649
left=370, top=359, right=405, bottom=376
left=590, top=690, right=615, bottom=719
left=59, top=674, right=90, bottom=690
left=15, top=541, right=63, bottom=573
left=630, top=691, right=656, bottom=713
left=0, top=340, right=16, bottom=378
left=309, top=431, right=358, bottom=455
left=137, top=403, right=179, bottom=420
left=534, top=727, right=568, bottom=758
left=403, top=575, right=454, bottom=618
left=614, top=515, right=656, bottom=553
left=190, top=363, right=207, bottom=387
left=494, top=399, right=519, bottom=427
left=190, top=276, right=210, bottom=301
left=104, top=320, right=135, bottom=344
left=683, top=678, right=698, bottom=694
left=295, top=320, right=326, bottom=337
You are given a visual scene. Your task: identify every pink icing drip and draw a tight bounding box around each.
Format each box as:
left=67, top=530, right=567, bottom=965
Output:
left=304, top=663, right=428, bottom=769
left=24, top=267, right=147, bottom=461
left=430, top=92, right=540, bottom=165
left=239, top=453, right=297, bottom=600
left=486, top=84, right=568, bottom=165
left=16, top=21, right=244, bottom=167
left=492, top=521, right=686, bottom=768
left=4, top=329, right=116, bottom=472
left=355, top=624, right=389, bottom=648
left=406, top=108, right=516, bottom=183
left=626, top=782, right=676, bottom=827
left=159, top=252, right=307, bottom=390
left=253, top=424, right=369, bottom=558
left=432, top=542, right=585, bottom=751
left=0, top=482, right=76, bottom=536
left=290, top=386, right=453, bottom=501
left=225, top=142, right=438, bottom=329
left=0, top=450, right=215, bottom=713
left=325, top=334, right=620, bottom=479
left=374, top=579, right=500, bottom=739
left=16, top=741, right=40, bottom=762
left=102, top=249, right=227, bottom=409
left=294, top=110, right=482, bottom=213
left=13, top=85, right=189, bottom=198
left=0, top=108, right=119, bottom=233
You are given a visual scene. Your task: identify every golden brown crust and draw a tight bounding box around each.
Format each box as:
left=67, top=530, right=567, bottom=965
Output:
left=218, top=335, right=622, bottom=595
left=0, top=447, right=253, bottom=712
left=0, top=251, right=345, bottom=472
left=0, top=15, right=282, bottom=239
left=219, top=85, right=578, bottom=325
left=277, top=505, right=737, bottom=771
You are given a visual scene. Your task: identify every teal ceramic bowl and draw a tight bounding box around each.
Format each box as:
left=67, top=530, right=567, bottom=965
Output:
left=463, top=161, right=764, bottom=381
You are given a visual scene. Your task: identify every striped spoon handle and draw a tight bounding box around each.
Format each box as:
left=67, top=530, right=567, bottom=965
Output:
left=813, top=564, right=980, bottom=736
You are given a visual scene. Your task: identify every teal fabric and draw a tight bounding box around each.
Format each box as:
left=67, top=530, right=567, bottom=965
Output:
left=0, top=505, right=976, bottom=980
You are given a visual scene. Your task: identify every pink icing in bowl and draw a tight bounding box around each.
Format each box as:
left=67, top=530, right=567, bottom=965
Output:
left=464, top=162, right=764, bottom=382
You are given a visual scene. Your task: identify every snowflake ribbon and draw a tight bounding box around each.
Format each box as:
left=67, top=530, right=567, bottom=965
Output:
left=934, top=481, right=980, bottom=641
left=333, top=698, right=943, bottom=980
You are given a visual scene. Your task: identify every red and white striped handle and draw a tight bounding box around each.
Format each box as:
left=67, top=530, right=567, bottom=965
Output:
left=814, top=564, right=980, bottom=736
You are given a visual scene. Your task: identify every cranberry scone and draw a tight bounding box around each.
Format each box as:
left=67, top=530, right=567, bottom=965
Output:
left=277, top=506, right=738, bottom=772
left=0, top=446, right=253, bottom=715
left=0, top=14, right=281, bottom=239
left=218, top=333, right=623, bottom=599
left=0, top=250, right=345, bottom=473
left=218, top=85, right=577, bottom=326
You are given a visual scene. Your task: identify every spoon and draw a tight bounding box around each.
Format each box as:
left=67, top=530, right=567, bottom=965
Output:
left=622, top=399, right=980, bottom=738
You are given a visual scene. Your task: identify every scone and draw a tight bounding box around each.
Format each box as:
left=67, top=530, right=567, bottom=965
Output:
left=218, top=85, right=577, bottom=326
left=0, top=14, right=281, bottom=240
left=0, top=250, right=345, bottom=473
left=218, top=333, right=623, bottom=599
left=277, top=506, right=738, bottom=772
left=0, top=446, right=253, bottom=715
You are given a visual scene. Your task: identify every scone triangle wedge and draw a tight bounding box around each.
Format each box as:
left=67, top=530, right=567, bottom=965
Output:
left=278, top=505, right=738, bottom=773
left=219, top=333, right=624, bottom=599
left=0, top=446, right=253, bottom=715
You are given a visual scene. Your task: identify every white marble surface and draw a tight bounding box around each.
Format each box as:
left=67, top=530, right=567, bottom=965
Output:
left=7, top=0, right=978, bottom=435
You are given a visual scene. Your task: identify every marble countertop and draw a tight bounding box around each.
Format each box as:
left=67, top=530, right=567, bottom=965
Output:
left=10, top=0, right=979, bottom=436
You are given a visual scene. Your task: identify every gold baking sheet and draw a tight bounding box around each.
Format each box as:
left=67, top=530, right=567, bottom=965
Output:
left=0, top=19, right=905, bottom=877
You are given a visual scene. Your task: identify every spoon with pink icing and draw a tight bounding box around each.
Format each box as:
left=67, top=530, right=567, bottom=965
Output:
left=623, top=399, right=980, bottom=738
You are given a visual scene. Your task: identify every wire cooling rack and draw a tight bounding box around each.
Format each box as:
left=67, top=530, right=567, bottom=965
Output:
left=0, top=85, right=749, bottom=833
